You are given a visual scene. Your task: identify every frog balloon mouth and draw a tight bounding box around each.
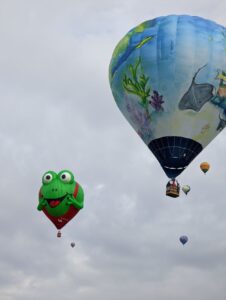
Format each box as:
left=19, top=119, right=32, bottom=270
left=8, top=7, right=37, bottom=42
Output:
left=46, top=195, right=66, bottom=208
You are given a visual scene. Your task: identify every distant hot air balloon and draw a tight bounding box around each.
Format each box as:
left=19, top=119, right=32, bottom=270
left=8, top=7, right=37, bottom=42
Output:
left=71, top=242, right=75, bottom=248
left=182, top=185, right=191, bottom=195
left=37, top=170, right=84, bottom=237
left=180, top=235, right=188, bottom=245
left=200, top=162, right=210, bottom=174
left=109, top=15, right=226, bottom=183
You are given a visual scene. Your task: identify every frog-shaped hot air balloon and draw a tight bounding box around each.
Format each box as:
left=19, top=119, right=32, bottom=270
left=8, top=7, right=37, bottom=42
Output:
left=37, top=170, right=84, bottom=237
left=109, top=15, right=226, bottom=189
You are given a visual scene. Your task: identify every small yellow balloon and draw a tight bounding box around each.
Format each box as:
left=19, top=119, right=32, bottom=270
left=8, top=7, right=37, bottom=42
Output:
left=200, top=162, right=210, bottom=174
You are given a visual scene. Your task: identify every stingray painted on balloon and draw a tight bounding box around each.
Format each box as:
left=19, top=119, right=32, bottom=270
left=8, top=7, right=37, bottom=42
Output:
left=109, top=15, right=226, bottom=178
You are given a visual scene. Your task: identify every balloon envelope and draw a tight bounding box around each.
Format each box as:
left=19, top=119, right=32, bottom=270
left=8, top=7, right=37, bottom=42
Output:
left=37, top=170, right=84, bottom=230
left=182, top=185, right=190, bottom=195
left=71, top=242, right=75, bottom=248
left=200, top=162, right=210, bottom=174
left=109, top=15, right=226, bottom=178
left=180, top=235, right=188, bottom=245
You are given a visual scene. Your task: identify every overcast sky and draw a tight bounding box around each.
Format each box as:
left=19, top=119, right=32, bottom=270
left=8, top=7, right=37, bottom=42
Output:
left=1, top=1, right=226, bottom=299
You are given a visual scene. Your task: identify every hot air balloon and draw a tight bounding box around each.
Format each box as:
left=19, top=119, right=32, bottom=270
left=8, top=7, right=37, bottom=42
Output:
left=200, top=162, right=210, bottom=174
left=182, top=185, right=191, bottom=195
left=37, top=170, right=84, bottom=237
left=71, top=242, right=75, bottom=248
left=109, top=15, right=226, bottom=186
left=179, top=235, right=188, bottom=245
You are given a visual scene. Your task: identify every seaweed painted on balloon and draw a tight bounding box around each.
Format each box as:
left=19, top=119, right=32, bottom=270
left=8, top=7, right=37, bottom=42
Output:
left=122, top=58, right=165, bottom=140
left=122, top=59, right=165, bottom=114
left=126, top=96, right=152, bottom=142
left=149, top=90, right=164, bottom=111
left=123, top=58, right=151, bottom=114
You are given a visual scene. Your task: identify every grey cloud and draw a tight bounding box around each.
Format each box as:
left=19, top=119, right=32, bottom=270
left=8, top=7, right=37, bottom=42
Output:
left=0, top=1, right=226, bottom=299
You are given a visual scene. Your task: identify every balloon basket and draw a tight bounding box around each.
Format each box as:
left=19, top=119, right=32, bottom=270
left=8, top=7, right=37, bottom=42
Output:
left=166, top=179, right=180, bottom=198
left=57, top=231, right=62, bottom=238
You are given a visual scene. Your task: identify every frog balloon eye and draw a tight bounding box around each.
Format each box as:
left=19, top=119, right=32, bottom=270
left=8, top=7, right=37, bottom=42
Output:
left=43, top=173, right=53, bottom=184
left=60, top=172, right=72, bottom=183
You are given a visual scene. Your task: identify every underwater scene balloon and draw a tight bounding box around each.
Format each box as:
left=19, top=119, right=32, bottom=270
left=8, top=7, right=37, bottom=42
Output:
left=37, top=170, right=84, bottom=231
left=109, top=15, right=226, bottom=178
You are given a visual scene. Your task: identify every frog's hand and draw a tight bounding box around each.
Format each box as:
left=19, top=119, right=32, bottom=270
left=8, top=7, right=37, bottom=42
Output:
left=67, top=183, right=84, bottom=210
left=37, top=198, right=47, bottom=211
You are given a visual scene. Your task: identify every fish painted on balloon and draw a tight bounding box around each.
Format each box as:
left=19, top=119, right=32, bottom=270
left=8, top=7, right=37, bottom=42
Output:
left=178, top=65, right=214, bottom=112
left=178, top=67, right=226, bottom=131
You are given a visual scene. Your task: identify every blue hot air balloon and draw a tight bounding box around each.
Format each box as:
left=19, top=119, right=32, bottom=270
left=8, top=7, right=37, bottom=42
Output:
left=109, top=15, right=226, bottom=179
left=180, top=235, right=188, bottom=245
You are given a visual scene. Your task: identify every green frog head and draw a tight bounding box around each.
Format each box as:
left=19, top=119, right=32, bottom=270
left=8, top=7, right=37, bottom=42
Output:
left=38, top=170, right=84, bottom=218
